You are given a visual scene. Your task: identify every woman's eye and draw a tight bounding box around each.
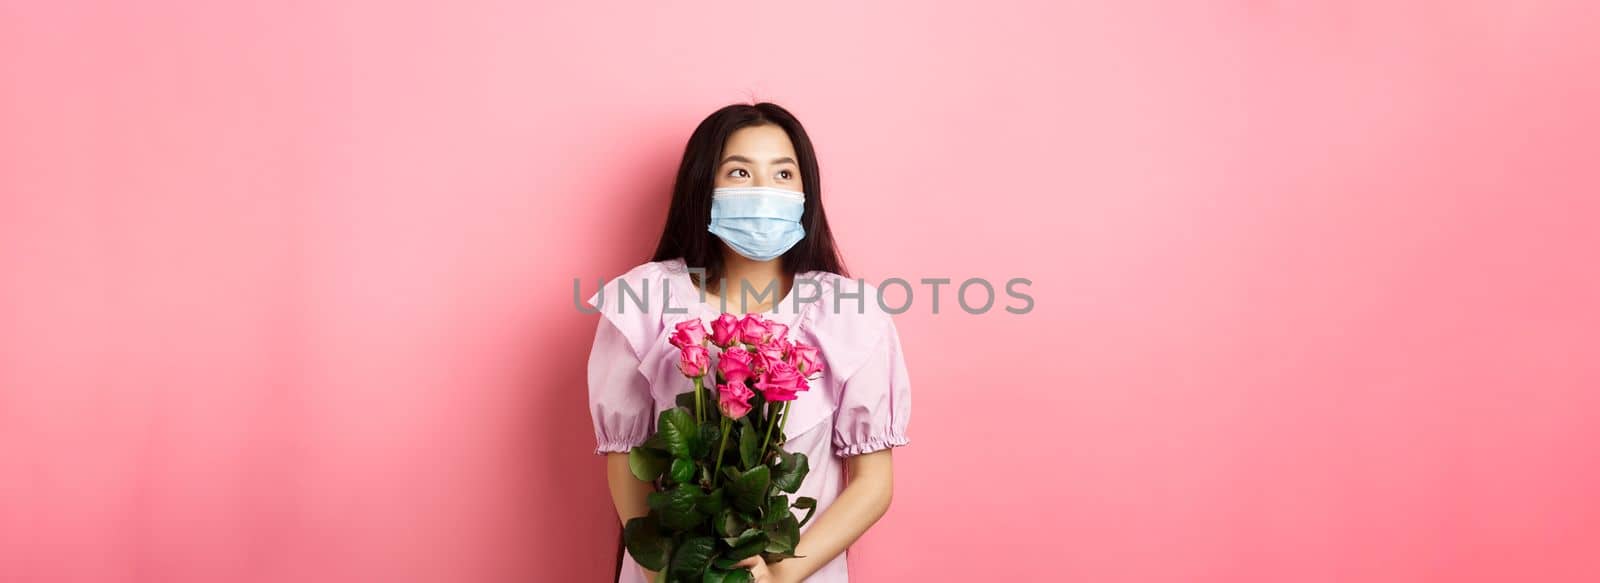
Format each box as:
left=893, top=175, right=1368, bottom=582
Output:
left=777, top=170, right=793, bottom=180
left=729, top=168, right=749, bottom=178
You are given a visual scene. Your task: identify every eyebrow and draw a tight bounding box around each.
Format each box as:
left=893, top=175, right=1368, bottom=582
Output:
left=720, top=155, right=799, bottom=166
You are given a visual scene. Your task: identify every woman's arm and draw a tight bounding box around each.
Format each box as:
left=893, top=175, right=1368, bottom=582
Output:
left=606, top=452, right=659, bottom=580
left=765, top=449, right=895, bottom=582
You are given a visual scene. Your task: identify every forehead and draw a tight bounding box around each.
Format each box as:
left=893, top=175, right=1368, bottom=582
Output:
left=722, top=124, right=796, bottom=158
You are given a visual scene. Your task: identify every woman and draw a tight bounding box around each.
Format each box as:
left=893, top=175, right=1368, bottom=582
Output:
left=585, top=102, right=911, bottom=582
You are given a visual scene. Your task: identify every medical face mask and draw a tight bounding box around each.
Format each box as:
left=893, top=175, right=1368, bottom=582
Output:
left=707, top=186, right=806, bottom=262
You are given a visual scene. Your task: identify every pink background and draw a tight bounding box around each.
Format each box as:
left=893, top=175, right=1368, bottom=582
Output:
left=3, top=1, right=1598, bottom=581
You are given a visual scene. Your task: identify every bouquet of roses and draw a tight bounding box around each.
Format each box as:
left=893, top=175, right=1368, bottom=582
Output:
left=623, top=312, right=824, bottom=582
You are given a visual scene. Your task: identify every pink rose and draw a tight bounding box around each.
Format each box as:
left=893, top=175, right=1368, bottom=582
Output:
left=768, top=322, right=790, bottom=342
left=753, top=339, right=790, bottom=374
left=789, top=342, right=823, bottom=377
left=737, top=314, right=772, bottom=345
left=709, top=313, right=741, bottom=347
left=717, top=381, right=755, bottom=420
left=677, top=344, right=710, bottom=378
left=755, top=360, right=808, bottom=402
left=669, top=319, right=707, bottom=349
left=717, top=346, right=755, bottom=386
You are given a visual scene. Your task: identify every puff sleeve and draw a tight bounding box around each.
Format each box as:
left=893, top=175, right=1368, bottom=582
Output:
left=586, top=316, right=654, bottom=455
left=831, top=314, right=913, bottom=457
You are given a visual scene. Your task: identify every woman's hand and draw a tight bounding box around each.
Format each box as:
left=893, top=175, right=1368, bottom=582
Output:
left=732, top=555, right=785, bottom=583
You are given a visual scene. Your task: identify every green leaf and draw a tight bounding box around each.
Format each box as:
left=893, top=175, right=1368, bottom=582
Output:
left=714, top=508, right=741, bottom=538
left=648, top=486, right=705, bottom=531
left=792, top=497, right=817, bottom=528
left=669, top=457, right=695, bottom=484
left=738, top=423, right=760, bottom=469
left=770, top=451, right=809, bottom=494
left=726, top=466, right=770, bottom=513
left=695, top=423, right=720, bottom=459
left=642, top=430, right=669, bottom=451
left=721, top=527, right=765, bottom=548
left=721, top=528, right=769, bottom=564
left=629, top=448, right=670, bottom=483
left=762, top=495, right=790, bottom=528
left=727, top=537, right=765, bottom=562
left=697, top=488, right=726, bottom=517
left=670, top=536, right=716, bottom=578
left=705, top=567, right=750, bottom=583
left=622, top=515, right=670, bottom=571
left=658, top=408, right=700, bottom=458
left=764, top=514, right=799, bottom=554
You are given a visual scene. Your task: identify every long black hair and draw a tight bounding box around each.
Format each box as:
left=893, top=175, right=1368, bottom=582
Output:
left=650, top=102, right=848, bottom=286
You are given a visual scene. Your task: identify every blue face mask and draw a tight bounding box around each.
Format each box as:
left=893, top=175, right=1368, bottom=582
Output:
left=707, top=186, right=806, bottom=262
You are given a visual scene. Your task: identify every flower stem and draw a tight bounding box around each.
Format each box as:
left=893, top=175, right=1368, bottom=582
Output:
left=712, top=417, right=731, bottom=478
left=693, top=376, right=704, bottom=423
left=759, top=401, right=790, bottom=462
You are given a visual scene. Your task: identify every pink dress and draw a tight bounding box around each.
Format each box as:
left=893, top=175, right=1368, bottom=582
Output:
left=586, top=258, right=912, bottom=583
